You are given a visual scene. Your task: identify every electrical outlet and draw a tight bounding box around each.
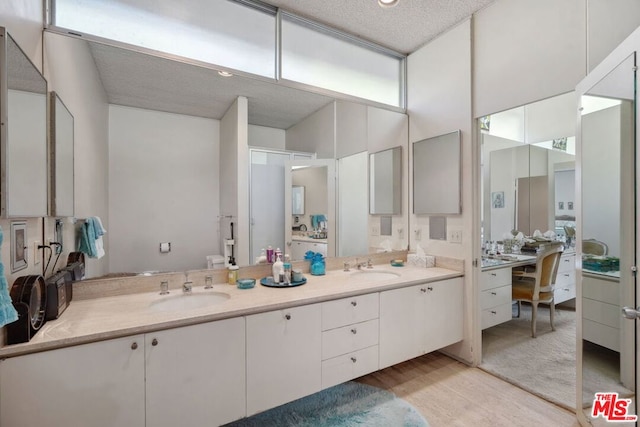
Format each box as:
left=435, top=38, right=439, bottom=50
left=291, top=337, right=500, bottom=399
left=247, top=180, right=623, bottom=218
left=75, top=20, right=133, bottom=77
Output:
left=448, top=230, right=462, bottom=243
left=371, top=224, right=380, bottom=236
left=33, top=240, right=41, bottom=264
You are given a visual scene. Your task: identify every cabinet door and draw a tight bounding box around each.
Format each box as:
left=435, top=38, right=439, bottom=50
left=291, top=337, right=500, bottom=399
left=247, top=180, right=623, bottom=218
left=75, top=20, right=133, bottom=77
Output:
left=145, top=317, right=245, bottom=427
left=246, top=304, right=322, bottom=416
left=422, top=277, right=464, bottom=353
left=0, top=335, right=145, bottom=427
left=291, top=241, right=305, bottom=260
left=379, top=285, right=424, bottom=369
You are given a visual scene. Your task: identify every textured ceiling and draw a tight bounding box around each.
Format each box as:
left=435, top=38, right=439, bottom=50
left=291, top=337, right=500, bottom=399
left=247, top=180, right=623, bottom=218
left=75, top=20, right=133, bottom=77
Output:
left=87, top=0, right=497, bottom=129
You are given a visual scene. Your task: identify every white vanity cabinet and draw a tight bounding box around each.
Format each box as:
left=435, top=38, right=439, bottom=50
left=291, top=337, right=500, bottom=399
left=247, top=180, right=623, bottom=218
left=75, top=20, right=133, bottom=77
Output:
left=480, top=268, right=513, bottom=330
left=320, top=293, right=379, bottom=388
left=554, top=252, right=576, bottom=304
left=291, top=239, right=328, bottom=260
left=0, top=318, right=246, bottom=427
left=582, top=274, right=621, bottom=351
left=0, top=334, right=146, bottom=427
left=379, top=277, right=464, bottom=369
left=145, top=317, right=246, bottom=427
left=246, top=303, right=322, bottom=416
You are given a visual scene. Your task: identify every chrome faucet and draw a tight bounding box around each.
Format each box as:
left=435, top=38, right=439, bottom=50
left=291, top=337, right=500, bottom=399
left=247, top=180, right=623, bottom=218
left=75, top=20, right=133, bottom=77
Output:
left=355, top=258, right=372, bottom=270
left=183, top=272, right=192, bottom=294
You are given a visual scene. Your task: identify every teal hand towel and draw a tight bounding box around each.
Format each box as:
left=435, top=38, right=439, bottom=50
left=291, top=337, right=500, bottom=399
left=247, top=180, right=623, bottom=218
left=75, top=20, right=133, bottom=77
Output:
left=0, top=226, right=18, bottom=327
left=78, top=217, right=98, bottom=258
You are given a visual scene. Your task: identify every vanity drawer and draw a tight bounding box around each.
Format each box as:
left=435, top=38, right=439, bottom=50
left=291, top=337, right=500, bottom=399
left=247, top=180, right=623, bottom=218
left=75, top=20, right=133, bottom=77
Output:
left=322, top=319, right=378, bottom=360
left=558, top=254, right=575, bottom=273
left=583, top=319, right=620, bottom=352
left=583, top=276, right=619, bottom=305
left=321, top=346, right=378, bottom=389
left=556, top=269, right=574, bottom=286
left=583, top=298, right=620, bottom=329
left=321, top=293, right=379, bottom=331
left=480, top=268, right=511, bottom=291
left=554, top=282, right=576, bottom=304
left=480, top=284, right=511, bottom=310
left=481, top=302, right=512, bottom=330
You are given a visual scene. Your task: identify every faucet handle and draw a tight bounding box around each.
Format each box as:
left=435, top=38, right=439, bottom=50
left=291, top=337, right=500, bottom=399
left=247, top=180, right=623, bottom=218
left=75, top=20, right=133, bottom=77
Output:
left=367, top=258, right=373, bottom=268
left=183, top=280, right=193, bottom=294
left=160, top=281, right=169, bottom=295
left=343, top=262, right=350, bottom=272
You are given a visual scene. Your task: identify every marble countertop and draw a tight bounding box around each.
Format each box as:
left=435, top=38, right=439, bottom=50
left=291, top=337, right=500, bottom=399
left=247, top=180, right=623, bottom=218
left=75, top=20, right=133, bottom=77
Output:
left=0, top=264, right=462, bottom=358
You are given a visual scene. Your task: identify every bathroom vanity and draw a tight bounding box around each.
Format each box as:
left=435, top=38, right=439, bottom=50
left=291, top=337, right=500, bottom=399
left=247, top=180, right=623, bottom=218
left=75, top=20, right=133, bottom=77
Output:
left=0, top=264, right=463, bottom=427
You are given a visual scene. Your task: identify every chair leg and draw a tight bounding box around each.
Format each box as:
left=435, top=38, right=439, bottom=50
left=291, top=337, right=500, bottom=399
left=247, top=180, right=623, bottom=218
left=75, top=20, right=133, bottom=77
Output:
left=531, top=301, right=538, bottom=338
left=516, top=301, right=521, bottom=318
left=550, top=300, right=556, bottom=331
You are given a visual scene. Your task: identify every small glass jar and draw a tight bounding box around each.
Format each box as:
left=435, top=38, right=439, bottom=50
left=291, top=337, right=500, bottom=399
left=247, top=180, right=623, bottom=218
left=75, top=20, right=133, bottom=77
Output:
left=228, top=265, right=239, bottom=285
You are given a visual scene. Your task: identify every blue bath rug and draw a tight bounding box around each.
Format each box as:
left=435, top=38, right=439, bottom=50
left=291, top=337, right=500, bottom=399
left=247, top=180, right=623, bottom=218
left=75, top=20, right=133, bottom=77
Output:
left=224, top=381, right=429, bottom=427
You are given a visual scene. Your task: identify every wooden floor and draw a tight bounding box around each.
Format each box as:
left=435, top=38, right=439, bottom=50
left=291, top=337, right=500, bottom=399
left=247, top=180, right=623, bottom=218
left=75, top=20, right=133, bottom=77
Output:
left=356, top=352, right=580, bottom=427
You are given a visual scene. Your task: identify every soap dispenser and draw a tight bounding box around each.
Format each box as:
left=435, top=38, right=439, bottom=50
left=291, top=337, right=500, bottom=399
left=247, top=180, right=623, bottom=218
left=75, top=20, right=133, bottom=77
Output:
left=272, top=254, right=284, bottom=283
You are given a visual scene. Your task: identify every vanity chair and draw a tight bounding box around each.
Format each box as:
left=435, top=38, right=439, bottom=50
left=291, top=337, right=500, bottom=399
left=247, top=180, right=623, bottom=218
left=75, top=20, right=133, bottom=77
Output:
left=582, top=239, right=608, bottom=256
left=512, top=245, right=564, bottom=338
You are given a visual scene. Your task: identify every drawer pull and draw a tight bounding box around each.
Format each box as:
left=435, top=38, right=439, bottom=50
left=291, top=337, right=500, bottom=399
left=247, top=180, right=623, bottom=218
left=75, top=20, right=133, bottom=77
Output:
left=427, top=286, right=433, bottom=291
left=490, top=273, right=497, bottom=276
left=131, top=342, right=138, bottom=350
left=420, top=288, right=427, bottom=293
left=490, top=310, right=497, bottom=315
left=285, top=314, right=291, bottom=320
left=564, top=274, right=570, bottom=277
left=152, top=338, right=158, bottom=346
left=491, top=292, right=497, bottom=295
left=351, top=328, right=357, bottom=334
left=351, top=357, right=357, bottom=363
left=351, top=301, right=357, bottom=307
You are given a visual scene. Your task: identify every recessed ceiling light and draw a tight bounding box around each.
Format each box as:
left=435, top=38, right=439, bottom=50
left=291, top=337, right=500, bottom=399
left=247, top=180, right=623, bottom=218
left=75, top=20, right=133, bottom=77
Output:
left=218, top=70, right=233, bottom=77
left=378, top=0, right=399, bottom=8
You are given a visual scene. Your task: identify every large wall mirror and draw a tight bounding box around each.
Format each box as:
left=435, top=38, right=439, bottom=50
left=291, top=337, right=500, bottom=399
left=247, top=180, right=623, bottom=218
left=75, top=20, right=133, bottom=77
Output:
left=413, top=131, right=461, bottom=215
left=578, top=52, right=636, bottom=421
left=49, top=91, right=74, bottom=217
left=1, top=28, right=48, bottom=217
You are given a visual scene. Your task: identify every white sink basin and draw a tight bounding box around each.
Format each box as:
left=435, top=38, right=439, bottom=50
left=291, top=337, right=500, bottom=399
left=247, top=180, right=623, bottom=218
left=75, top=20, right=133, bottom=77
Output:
left=350, top=270, right=401, bottom=281
left=150, top=292, right=230, bottom=312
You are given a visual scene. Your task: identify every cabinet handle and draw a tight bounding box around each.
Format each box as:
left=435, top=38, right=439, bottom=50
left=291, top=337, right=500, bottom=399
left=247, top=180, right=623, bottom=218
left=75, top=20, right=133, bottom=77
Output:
left=152, top=338, right=158, bottom=346
left=490, top=310, right=497, bottom=315
left=285, top=314, right=291, bottom=320
left=490, top=273, right=497, bottom=276
left=564, top=274, right=570, bottom=277
left=131, top=342, right=138, bottom=350
left=420, top=288, right=426, bottom=293
left=491, top=292, right=497, bottom=295
left=351, top=301, right=357, bottom=307
left=351, top=328, right=357, bottom=334
left=351, top=357, right=357, bottom=363
left=427, top=286, right=433, bottom=291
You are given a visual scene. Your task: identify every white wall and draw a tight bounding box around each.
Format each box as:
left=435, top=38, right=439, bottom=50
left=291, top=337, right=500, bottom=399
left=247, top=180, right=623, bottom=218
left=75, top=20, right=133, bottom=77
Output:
left=473, top=0, right=586, bottom=118
left=407, top=19, right=473, bottom=362
left=248, top=125, right=285, bottom=150
left=588, top=0, right=640, bottom=70
left=286, top=103, right=335, bottom=158
left=108, top=105, right=220, bottom=273
left=335, top=101, right=367, bottom=159
left=338, top=152, right=368, bottom=257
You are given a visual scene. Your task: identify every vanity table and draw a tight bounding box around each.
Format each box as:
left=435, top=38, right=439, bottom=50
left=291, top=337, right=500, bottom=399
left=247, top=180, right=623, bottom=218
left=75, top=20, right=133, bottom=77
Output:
left=481, top=254, right=537, bottom=330
left=291, top=235, right=328, bottom=260
left=480, top=250, right=576, bottom=330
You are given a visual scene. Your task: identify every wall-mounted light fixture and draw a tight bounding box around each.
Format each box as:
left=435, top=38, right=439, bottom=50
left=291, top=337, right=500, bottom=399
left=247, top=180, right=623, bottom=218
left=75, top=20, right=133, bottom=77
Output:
left=378, top=0, right=399, bottom=8
left=218, top=70, right=234, bottom=77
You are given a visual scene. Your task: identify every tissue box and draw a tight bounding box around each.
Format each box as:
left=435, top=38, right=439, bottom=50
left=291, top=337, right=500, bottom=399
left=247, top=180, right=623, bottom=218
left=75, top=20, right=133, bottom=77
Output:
left=408, top=254, right=436, bottom=268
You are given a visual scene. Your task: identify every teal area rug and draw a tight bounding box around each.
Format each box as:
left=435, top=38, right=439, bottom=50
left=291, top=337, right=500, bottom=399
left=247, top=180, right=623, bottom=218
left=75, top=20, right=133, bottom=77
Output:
left=224, top=381, right=429, bottom=427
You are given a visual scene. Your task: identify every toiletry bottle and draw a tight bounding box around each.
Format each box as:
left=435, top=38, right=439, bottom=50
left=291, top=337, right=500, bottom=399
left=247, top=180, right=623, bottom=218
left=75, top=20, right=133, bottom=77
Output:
left=266, top=245, right=274, bottom=263
left=272, top=254, right=283, bottom=283
left=228, top=264, right=239, bottom=285
left=283, top=254, right=292, bottom=284
left=275, top=247, right=282, bottom=261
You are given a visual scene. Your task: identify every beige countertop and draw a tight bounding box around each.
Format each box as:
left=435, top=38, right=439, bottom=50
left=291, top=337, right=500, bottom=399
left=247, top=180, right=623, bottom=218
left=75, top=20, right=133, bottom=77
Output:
left=0, top=264, right=462, bottom=359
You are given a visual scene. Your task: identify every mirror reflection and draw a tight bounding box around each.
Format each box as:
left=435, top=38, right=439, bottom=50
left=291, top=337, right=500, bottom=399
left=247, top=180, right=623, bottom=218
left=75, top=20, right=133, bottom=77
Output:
left=3, top=30, right=48, bottom=217
left=49, top=91, right=74, bottom=217
left=479, top=92, right=578, bottom=410
left=292, top=185, right=304, bottom=215
left=580, top=53, right=635, bottom=420
left=369, top=146, right=402, bottom=215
